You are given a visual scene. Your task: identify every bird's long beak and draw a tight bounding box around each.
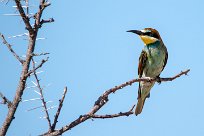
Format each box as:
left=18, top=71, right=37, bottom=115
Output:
left=127, top=30, right=143, bottom=35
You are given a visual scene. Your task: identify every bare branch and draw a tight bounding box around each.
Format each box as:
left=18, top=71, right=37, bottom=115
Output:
left=41, top=18, right=54, bottom=24
left=159, top=69, right=190, bottom=81
left=90, top=105, right=135, bottom=119
left=39, top=18, right=54, bottom=28
left=32, top=58, right=52, bottom=131
left=14, top=0, right=34, bottom=34
left=42, top=69, right=190, bottom=136
left=0, top=0, right=52, bottom=135
left=0, top=33, right=24, bottom=64
left=34, top=0, right=51, bottom=30
left=51, top=87, right=68, bottom=131
left=26, top=57, right=49, bottom=77
left=0, top=92, right=12, bottom=108
left=31, top=52, right=50, bottom=56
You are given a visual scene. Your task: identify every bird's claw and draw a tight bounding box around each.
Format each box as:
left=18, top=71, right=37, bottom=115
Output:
left=156, top=76, right=161, bottom=84
left=145, top=77, right=152, bottom=82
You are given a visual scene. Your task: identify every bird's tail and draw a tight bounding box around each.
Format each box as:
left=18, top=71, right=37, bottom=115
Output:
left=135, top=98, right=146, bottom=116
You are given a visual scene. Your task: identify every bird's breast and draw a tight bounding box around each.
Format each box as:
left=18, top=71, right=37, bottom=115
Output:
left=143, top=44, right=166, bottom=77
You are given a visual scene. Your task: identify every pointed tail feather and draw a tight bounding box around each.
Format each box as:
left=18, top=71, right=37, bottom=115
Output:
left=135, top=98, right=145, bottom=116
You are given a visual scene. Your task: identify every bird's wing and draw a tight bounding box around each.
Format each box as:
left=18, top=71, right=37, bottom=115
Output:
left=138, top=50, right=148, bottom=99
left=161, top=45, right=168, bottom=72
left=138, top=50, right=147, bottom=77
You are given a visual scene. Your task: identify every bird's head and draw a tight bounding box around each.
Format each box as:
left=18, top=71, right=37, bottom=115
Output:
left=127, top=28, right=162, bottom=45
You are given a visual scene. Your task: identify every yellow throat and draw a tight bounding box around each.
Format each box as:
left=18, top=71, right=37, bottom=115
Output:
left=140, top=35, right=158, bottom=45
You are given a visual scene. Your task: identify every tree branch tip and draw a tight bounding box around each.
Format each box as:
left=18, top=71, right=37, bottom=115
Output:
left=32, top=52, right=50, bottom=56
left=130, top=105, right=135, bottom=111
left=0, top=33, right=24, bottom=64
left=0, top=92, right=12, bottom=108
left=185, top=69, right=190, bottom=75
left=41, top=18, right=54, bottom=24
left=45, top=56, right=49, bottom=60
left=44, top=2, right=51, bottom=7
left=64, top=86, right=67, bottom=91
left=51, top=87, right=68, bottom=131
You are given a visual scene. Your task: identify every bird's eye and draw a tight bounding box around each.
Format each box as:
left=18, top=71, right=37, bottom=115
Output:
left=145, top=32, right=152, bottom=36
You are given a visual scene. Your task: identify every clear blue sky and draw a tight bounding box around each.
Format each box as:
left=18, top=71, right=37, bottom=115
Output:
left=0, top=0, right=204, bottom=136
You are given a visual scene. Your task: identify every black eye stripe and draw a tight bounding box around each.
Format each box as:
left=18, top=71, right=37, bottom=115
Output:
left=144, top=32, right=159, bottom=39
left=145, top=32, right=151, bottom=36
left=144, top=32, right=153, bottom=37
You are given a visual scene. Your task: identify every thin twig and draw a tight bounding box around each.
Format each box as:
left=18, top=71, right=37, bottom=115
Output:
left=0, top=0, right=9, bottom=4
left=51, top=87, right=68, bottom=131
left=0, top=33, right=24, bottom=64
left=32, top=52, right=50, bottom=56
left=34, top=0, right=51, bottom=30
left=26, top=57, right=48, bottom=77
left=41, top=18, right=54, bottom=24
left=159, top=69, right=190, bottom=81
left=42, top=69, right=190, bottom=136
left=15, top=0, right=34, bottom=33
left=32, top=58, right=52, bottom=131
left=0, top=92, right=12, bottom=108
left=39, top=18, right=54, bottom=28
left=90, top=105, right=135, bottom=119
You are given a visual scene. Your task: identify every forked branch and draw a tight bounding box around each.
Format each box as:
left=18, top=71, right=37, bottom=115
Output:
left=42, top=69, right=190, bottom=136
left=26, top=57, right=49, bottom=77
left=0, top=92, right=12, bottom=108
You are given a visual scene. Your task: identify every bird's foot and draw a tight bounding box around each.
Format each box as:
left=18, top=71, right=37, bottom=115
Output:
left=155, top=76, right=161, bottom=84
left=144, top=77, right=152, bottom=82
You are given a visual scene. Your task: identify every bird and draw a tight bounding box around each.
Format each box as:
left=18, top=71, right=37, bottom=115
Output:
left=127, top=28, right=168, bottom=116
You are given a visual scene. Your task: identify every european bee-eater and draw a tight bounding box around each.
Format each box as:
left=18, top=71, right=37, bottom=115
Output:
left=127, top=28, right=168, bottom=116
